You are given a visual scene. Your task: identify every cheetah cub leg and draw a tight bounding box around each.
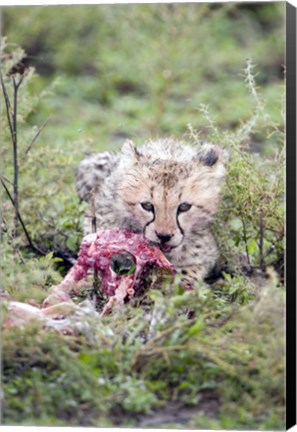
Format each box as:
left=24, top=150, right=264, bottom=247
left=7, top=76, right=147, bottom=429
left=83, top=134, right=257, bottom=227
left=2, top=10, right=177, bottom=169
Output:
left=177, top=265, right=209, bottom=290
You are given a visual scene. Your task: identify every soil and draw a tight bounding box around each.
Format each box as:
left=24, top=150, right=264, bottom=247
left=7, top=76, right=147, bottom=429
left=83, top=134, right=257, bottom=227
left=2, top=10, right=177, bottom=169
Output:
left=111, top=391, right=220, bottom=428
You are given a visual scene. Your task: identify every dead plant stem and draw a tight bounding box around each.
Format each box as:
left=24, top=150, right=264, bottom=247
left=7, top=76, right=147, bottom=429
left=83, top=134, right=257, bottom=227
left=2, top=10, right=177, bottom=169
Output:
left=1, top=178, right=45, bottom=256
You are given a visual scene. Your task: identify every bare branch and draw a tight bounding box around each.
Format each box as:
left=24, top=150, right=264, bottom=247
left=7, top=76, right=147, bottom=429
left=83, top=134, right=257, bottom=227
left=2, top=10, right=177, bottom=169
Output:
left=242, top=219, right=251, bottom=269
left=2, top=73, right=26, bottom=236
left=22, top=117, right=50, bottom=159
left=259, top=211, right=265, bottom=270
left=1, top=178, right=45, bottom=256
left=0, top=73, right=14, bottom=145
left=12, top=75, right=20, bottom=235
left=1, top=175, right=13, bottom=186
left=90, top=188, right=97, bottom=233
left=12, top=74, right=24, bottom=91
left=90, top=188, right=104, bottom=307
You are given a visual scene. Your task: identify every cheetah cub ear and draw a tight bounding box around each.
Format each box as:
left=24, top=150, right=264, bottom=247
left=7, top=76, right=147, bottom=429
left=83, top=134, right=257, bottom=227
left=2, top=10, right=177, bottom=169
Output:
left=197, top=143, right=228, bottom=180
left=198, top=143, right=228, bottom=167
left=121, top=139, right=140, bottom=162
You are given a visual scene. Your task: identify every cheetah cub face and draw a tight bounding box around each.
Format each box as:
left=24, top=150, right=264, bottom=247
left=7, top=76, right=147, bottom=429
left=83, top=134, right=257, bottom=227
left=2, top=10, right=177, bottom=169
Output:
left=116, top=139, right=226, bottom=253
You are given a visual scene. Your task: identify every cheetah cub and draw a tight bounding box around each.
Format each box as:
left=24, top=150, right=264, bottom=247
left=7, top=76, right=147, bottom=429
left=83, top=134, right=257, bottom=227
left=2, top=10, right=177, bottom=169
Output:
left=76, top=138, right=226, bottom=288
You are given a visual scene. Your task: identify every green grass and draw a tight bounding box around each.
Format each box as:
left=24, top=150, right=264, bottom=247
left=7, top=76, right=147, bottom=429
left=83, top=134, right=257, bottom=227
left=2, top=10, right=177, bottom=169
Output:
left=2, top=279, right=285, bottom=428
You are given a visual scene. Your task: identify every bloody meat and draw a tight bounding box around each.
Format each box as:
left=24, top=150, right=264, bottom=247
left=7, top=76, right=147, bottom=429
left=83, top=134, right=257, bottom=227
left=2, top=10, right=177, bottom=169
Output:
left=43, top=229, right=175, bottom=314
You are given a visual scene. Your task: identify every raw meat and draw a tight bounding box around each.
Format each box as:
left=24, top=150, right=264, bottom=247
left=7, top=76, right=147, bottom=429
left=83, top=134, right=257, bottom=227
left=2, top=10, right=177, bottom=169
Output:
left=44, top=229, right=175, bottom=314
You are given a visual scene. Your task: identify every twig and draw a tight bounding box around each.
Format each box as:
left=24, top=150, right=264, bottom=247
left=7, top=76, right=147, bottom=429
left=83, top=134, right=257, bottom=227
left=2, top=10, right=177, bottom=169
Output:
left=12, top=74, right=24, bottom=91
left=1, top=178, right=45, bottom=256
left=242, top=219, right=251, bottom=268
left=1, top=74, right=24, bottom=235
left=90, top=188, right=97, bottom=234
left=1, top=73, right=26, bottom=236
left=35, top=212, right=77, bottom=266
left=263, top=245, right=275, bottom=260
left=36, top=211, right=69, bottom=240
left=0, top=175, right=13, bottom=186
left=0, top=73, right=14, bottom=140
left=11, top=75, right=25, bottom=236
left=1, top=216, right=25, bottom=264
left=90, top=188, right=103, bottom=307
left=259, top=210, right=265, bottom=270
left=22, top=117, right=50, bottom=159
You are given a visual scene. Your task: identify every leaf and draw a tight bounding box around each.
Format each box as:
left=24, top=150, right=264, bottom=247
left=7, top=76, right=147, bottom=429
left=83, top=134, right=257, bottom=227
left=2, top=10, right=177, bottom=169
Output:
left=188, top=316, right=204, bottom=337
left=248, top=239, right=257, bottom=255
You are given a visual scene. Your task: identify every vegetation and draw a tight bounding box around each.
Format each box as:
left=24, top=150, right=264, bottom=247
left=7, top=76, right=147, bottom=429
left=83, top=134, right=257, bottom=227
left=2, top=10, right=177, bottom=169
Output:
left=1, top=3, right=285, bottom=429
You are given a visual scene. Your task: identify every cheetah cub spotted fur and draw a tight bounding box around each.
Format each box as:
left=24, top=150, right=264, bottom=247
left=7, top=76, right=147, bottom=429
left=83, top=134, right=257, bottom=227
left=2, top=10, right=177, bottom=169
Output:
left=76, top=138, right=227, bottom=288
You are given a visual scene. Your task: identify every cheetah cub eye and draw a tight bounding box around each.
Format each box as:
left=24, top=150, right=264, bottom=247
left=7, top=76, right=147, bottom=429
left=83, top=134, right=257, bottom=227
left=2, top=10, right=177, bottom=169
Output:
left=141, top=202, right=154, bottom=212
left=178, top=203, right=192, bottom=212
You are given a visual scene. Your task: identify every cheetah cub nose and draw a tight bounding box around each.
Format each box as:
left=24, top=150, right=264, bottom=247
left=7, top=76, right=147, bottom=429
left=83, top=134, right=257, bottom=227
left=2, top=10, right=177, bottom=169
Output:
left=155, top=232, right=174, bottom=243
